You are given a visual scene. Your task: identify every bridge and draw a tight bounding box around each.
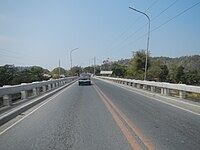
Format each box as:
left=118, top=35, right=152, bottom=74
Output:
left=0, top=77, right=200, bottom=150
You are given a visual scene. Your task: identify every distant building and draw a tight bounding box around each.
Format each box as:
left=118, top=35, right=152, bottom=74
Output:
left=100, top=71, right=113, bottom=76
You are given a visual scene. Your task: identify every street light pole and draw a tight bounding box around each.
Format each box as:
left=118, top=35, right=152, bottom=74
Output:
left=70, top=48, right=79, bottom=69
left=129, top=6, right=150, bottom=80
left=94, top=57, right=96, bottom=75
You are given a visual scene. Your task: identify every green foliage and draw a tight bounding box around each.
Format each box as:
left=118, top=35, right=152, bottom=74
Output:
left=10, top=69, right=37, bottom=84
left=111, top=63, right=127, bottom=77
left=147, top=59, right=162, bottom=81
left=127, top=50, right=150, bottom=80
left=0, top=65, right=50, bottom=86
left=184, top=71, right=200, bottom=85
left=1, top=54, right=199, bottom=86
left=175, top=66, right=185, bottom=83
left=167, top=62, right=178, bottom=83
left=51, top=67, right=66, bottom=78
left=101, top=59, right=113, bottom=71
left=67, top=66, right=82, bottom=76
left=84, top=66, right=94, bottom=74
left=102, top=52, right=199, bottom=85
left=31, top=66, right=49, bottom=81
left=158, top=65, right=169, bottom=82
left=0, top=65, right=16, bottom=86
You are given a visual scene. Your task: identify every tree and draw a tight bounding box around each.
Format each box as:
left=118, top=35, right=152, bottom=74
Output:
left=167, top=62, right=178, bottom=83
left=158, top=65, right=169, bottom=82
left=126, top=50, right=150, bottom=80
left=111, top=63, right=126, bottom=77
left=101, top=59, right=112, bottom=71
left=67, top=66, right=82, bottom=76
left=52, top=67, right=66, bottom=75
left=84, top=66, right=94, bottom=74
left=184, top=70, right=200, bottom=85
left=147, top=59, right=161, bottom=81
left=0, top=65, right=16, bottom=86
left=10, top=69, right=37, bottom=84
left=175, top=65, right=185, bottom=83
left=31, top=66, right=49, bottom=81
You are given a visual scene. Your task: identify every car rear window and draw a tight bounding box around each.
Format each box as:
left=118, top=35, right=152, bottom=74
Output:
left=80, top=74, right=89, bottom=78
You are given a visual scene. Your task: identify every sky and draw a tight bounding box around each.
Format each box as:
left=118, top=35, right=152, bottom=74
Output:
left=0, top=0, right=200, bottom=71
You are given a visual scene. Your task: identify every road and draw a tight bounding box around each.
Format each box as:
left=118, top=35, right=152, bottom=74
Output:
left=0, top=78, right=200, bottom=150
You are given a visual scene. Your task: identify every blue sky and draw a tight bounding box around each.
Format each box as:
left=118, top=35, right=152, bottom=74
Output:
left=0, top=0, right=200, bottom=70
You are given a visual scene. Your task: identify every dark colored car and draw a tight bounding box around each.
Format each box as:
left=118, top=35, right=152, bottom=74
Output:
left=78, top=73, right=91, bottom=86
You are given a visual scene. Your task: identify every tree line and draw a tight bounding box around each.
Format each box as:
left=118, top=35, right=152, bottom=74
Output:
left=0, top=51, right=200, bottom=86
left=101, top=50, right=200, bottom=85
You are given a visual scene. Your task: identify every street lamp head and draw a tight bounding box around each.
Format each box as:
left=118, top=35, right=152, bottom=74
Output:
left=129, top=6, right=136, bottom=11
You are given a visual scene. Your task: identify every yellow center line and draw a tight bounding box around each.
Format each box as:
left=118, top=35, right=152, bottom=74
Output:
left=94, top=85, right=142, bottom=150
left=94, top=83, right=155, bottom=150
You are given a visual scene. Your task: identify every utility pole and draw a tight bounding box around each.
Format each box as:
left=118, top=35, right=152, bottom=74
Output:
left=94, top=57, right=96, bottom=76
left=70, top=48, right=79, bottom=69
left=59, top=59, right=61, bottom=78
left=129, top=6, right=150, bottom=80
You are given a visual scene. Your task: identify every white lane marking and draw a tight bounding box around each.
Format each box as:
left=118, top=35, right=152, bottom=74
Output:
left=99, top=78, right=200, bottom=108
left=96, top=78, right=200, bottom=116
left=0, top=83, right=75, bottom=136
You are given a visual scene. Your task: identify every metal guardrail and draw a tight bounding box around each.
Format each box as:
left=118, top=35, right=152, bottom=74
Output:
left=97, top=76, right=200, bottom=100
left=0, top=77, right=78, bottom=107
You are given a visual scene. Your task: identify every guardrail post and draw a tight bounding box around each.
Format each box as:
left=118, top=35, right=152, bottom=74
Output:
left=21, top=90, right=28, bottom=99
left=56, top=82, right=59, bottom=87
left=164, top=88, right=169, bottom=96
left=52, top=83, right=55, bottom=89
left=179, top=91, right=186, bottom=99
left=161, top=88, right=164, bottom=94
left=33, top=88, right=39, bottom=96
left=151, top=86, right=155, bottom=92
left=132, top=83, right=136, bottom=87
left=137, top=84, right=141, bottom=89
left=48, top=84, right=51, bottom=91
left=3, top=94, right=12, bottom=106
left=143, top=85, right=147, bottom=90
left=42, top=86, right=46, bottom=92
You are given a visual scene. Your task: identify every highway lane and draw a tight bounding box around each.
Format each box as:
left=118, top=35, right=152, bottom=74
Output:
left=0, top=78, right=200, bottom=150
left=94, top=78, right=200, bottom=150
left=0, top=80, right=133, bottom=150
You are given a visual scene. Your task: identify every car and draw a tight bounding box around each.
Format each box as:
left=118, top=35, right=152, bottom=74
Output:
left=78, top=73, right=91, bottom=86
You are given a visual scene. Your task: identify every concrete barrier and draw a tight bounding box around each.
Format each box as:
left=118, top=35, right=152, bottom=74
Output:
left=97, top=76, right=200, bottom=99
left=0, top=77, right=78, bottom=107
left=0, top=77, right=78, bottom=126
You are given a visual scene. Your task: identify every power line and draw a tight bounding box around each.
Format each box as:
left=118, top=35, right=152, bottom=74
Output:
left=0, top=48, right=43, bottom=60
left=116, top=0, right=179, bottom=50
left=151, top=0, right=179, bottom=21
left=107, top=0, right=160, bottom=52
left=119, top=0, right=159, bottom=38
left=118, top=1, right=200, bottom=51
left=151, top=1, right=200, bottom=32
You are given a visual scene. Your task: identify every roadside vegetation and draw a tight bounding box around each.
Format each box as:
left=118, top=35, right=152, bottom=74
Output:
left=98, top=51, right=200, bottom=86
left=0, top=51, right=200, bottom=87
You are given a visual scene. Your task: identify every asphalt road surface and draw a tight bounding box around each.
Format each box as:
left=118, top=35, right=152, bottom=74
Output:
left=0, top=78, right=200, bottom=150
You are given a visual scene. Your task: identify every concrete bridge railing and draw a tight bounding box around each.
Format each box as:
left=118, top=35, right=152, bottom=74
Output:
left=97, top=76, right=200, bottom=99
left=0, top=77, right=78, bottom=107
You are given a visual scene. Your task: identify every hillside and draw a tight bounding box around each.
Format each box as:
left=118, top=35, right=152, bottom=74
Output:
left=116, top=55, right=200, bottom=72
